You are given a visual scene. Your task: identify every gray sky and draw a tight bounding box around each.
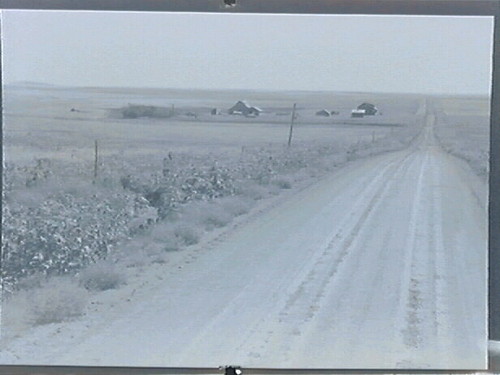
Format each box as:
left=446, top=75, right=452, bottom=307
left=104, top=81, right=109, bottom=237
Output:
left=0, top=10, right=494, bottom=94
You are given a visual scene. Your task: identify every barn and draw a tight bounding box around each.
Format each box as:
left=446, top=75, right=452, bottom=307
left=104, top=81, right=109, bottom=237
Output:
left=228, top=101, right=262, bottom=116
left=357, top=102, right=378, bottom=115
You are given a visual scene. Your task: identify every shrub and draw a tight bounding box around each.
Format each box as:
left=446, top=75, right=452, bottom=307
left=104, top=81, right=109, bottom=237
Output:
left=181, top=201, right=232, bottom=230
left=273, top=178, right=292, bottom=189
left=27, top=278, right=89, bottom=325
left=121, top=248, right=149, bottom=268
left=121, top=104, right=173, bottom=119
left=235, top=182, right=268, bottom=200
left=173, top=224, right=201, bottom=246
left=201, top=209, right=232, bottom=229
left=218, top=196, right=252, bottom=217
left=163, top=236, right=182, bottom=252
left=1, top=291, right=31, bottom=338
left=78, top=262, right=126, bottom=291
left=149, top=223, right=181, bottom=251
left=15, top=273, right=46, bottom=291
left=1, top=184, right=153, bottom=293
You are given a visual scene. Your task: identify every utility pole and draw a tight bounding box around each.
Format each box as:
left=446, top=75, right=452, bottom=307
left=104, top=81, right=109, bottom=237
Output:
left=93, top=140, right=98, bottom=183
left=287, top=103, right=297, bottom=148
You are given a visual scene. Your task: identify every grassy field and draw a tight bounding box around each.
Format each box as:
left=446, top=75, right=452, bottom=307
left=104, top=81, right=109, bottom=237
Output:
left=3, top=84, right=423, bottom=165
left=433, top=95, right=490, bottom=181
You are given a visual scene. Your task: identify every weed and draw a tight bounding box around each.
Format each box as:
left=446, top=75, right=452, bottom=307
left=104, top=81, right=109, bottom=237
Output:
left=78, top=262, right=126, bottom=291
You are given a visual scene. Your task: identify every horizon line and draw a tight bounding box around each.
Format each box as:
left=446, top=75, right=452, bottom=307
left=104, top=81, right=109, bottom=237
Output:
left=3, top=80, right=491, bottom=98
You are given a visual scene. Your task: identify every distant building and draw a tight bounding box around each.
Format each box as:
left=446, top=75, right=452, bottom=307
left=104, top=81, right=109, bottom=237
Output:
left=316, top=109, right=331, bottom=117
left=351, top=109, right=366, bottom=118
left=357, top=102, right=378, bottom=115
left=228, top=101, right=262, bottom=116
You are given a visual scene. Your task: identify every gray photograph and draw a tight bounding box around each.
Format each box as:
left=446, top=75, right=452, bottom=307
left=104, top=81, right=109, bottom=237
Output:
left=0, top=11, right=492, bottom=369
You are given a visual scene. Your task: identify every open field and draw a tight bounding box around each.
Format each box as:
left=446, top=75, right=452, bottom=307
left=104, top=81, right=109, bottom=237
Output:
left=3, top=84, right=422, bottom=164
left=0, top=84, right=489, bottom=368
left=433, top=96, right=490, bottom=182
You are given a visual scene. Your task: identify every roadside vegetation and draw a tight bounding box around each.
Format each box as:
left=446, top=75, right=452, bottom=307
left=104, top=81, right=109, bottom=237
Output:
left=1, top=116, right=422, bottom=334
left=433, top=108, right=489, bottom=181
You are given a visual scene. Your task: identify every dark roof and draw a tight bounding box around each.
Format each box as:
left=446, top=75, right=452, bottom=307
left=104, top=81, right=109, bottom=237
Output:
left=316, top=109, right=331, bottom=116
left=229, top=101, right=262, bottom=115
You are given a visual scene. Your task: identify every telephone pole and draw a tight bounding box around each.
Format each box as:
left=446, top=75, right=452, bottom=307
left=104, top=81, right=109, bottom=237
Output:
left=287, top=103, right=297, bottom=148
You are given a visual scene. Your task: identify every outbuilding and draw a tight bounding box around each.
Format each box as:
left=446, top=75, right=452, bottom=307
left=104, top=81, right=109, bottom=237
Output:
left=228, top=101, right=262, bottom=116
left=316, top=109, right=331, bottom=117
left=351, top=109, right=366, bottom=118
left=357, top=102, right=378, bottom=115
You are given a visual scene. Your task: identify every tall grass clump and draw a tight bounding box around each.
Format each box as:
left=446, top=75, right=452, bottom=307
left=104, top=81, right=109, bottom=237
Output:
left=3, top=277, right=89, bottom=328
left=78, top=262, right=126, bottom=291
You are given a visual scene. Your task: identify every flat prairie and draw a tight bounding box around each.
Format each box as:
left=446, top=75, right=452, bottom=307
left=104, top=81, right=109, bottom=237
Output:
left=0, top=84, right=490, bottom=369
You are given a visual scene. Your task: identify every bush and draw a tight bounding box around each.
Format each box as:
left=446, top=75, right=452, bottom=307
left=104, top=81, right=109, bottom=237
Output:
left=26, top=278, right=88, bottom=325
left=235, top=182, right=268, bottom=200
left=121, top=104, right=173, bottom=119
left=218, top=196, right=252, bottom=217
left=193, top=198, right=253, bottom=229
left=173, top=224, right=201, bottom=246
left=273, top=178, right=292, bottom=189
left=1, top=183, right=153, bottom=293
left=181, top=201, right=232, bottom=230
left=149, top=223, right=181, bottom=251
left=78, top=262, right=126, bottom=291
left=162, top=236, right=182, bottom=252
left=203, top=210, right=232, bottom=229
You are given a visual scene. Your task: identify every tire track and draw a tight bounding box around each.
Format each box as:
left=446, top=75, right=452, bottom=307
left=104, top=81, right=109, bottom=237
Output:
left=241, top=149, right=419, bottom=364
left=281, top=147, right=426, bottom=367
left=396, top=114, right=460, bottom=367
left=431, top=151, right=454, bottom=360
left=227, top=152, right=410, bottom=362
left=396, top=123, right=432, bottom=367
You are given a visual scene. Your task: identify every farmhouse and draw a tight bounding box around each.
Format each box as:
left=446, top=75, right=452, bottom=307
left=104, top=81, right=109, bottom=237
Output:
left=228, top=101, right=262, bottom=116
left=357, top=102, right=378, bottom=115
left=351, top=109, right=366, bottom=118
left=316, top=109, right=331, bottom=117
